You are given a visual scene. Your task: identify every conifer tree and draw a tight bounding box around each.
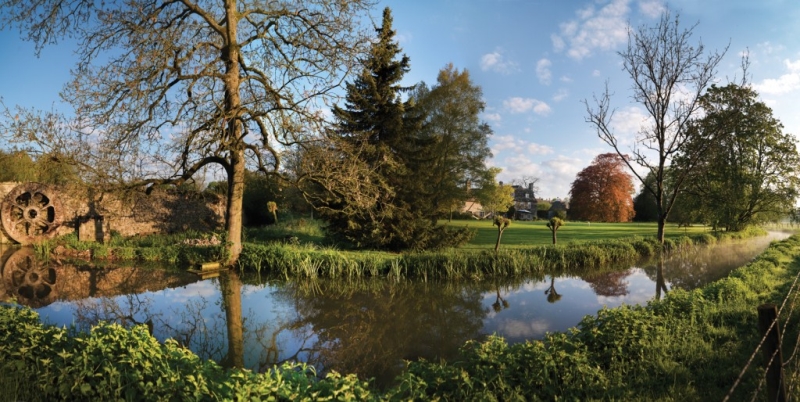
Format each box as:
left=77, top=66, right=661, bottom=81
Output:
left=319, top=8, right=473, bottom=250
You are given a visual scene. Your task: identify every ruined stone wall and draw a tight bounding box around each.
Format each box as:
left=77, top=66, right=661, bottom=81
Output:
left=0, top=182, right=226, bottom=244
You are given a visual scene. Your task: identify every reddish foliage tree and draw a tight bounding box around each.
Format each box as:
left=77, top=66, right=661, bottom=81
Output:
left=569, top=153, right=635, bottom=222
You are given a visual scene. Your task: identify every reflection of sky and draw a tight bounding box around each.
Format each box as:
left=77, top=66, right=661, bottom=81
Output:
left=482, top=268, right=671, bottom=343
left=482, top=274, right=642, bottom=342
left=29, top=235, right=788, bottom=374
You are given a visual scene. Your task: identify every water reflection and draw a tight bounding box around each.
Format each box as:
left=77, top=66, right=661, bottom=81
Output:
left=277, top=279, right=487, bottom=386
left=9, top=233, right=789, bottom=388
left=0, top=247, right=198, bottom=308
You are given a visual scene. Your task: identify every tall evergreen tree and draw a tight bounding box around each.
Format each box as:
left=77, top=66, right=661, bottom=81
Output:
left=319, top=8, right=473, bottom=250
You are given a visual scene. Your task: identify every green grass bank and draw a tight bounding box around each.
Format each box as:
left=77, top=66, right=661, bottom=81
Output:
left=36, top=220, right=768, bottom=281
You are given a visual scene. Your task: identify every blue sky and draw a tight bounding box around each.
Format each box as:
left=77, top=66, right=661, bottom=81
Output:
left=2, top=0, right=800, bottom=199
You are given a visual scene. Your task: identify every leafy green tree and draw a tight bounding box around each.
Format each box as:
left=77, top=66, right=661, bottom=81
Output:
left=410, top=64, right=493, bottom=221
left=475, top=170, right=514, bottom=219
left=1, top=0, right=374, bottom=264
left=585, top=9, right=726, bottom=244
left=0, top=149, right=79, bottom=184
left=536, top=201, right=551, bottom=220
left=0, top=150, right=37, bottom=182
left=677, top=84, right=800, bottom=231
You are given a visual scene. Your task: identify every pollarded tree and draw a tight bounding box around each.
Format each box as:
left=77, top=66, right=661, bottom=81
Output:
left=568, top=153, right=635, bottom=222
left=585, top=9, right=726, bottom=243
left=0, top=0, right=374, bottom=264
left=677, top=84, right=800, bottom=231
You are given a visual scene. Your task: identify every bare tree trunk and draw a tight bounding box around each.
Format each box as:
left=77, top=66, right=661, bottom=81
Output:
left=226, top=148, right=245, bottom=265
left=220, top=271, right=244, bottom=368
left=657, top=214, right=667, bottom=245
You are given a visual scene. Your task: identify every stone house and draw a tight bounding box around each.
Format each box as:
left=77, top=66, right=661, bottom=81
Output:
left=511, top=183, right=537, bottom=220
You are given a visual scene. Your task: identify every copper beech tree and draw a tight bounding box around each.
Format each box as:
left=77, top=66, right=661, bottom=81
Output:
left=569, top=153, right=635, bottom=222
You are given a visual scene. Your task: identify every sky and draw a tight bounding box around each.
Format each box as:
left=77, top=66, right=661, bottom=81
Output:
left=2, top=0, right=800, bottom=199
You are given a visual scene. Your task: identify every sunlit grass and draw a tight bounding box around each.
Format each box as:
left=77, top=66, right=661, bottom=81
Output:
left=444, top=219, right=712, bottom=249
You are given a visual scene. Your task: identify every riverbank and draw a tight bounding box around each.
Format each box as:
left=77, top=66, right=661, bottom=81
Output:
left=31, top=222, right=768, bottom=281
left=3, top=233, right=800, bottom=400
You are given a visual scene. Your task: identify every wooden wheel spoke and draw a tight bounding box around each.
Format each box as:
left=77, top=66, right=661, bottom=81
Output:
left=1, top=184, right=63, bottom=244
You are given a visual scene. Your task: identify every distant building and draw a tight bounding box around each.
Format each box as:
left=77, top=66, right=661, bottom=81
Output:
left=549, top=199, right=568, bottom=219
left=461, top=199, right=490, bottom=219
left=511, top=183, right=537, bottom=220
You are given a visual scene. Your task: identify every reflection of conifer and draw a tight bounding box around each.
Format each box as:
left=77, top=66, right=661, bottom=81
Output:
left=544, top=276, right=562, bottom=303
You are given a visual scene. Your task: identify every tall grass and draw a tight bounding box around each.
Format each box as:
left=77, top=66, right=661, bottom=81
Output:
left=236, top=229, right=767, bottom=280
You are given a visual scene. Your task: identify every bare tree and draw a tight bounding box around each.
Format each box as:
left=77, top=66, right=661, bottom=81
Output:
left=584, top=9, right=726, bottom=244
left=0, top=0, right=375, bottom=263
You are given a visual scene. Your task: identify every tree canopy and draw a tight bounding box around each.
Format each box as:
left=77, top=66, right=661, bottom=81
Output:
left=676, top=84, right=800, bottom=230
left=568, top=153, right=635, bottom=222
left=1, top=0, right=375, bottom=263
left=308, top=8, right=479, bottom=250
left=410, top=64, right=493, bottom=220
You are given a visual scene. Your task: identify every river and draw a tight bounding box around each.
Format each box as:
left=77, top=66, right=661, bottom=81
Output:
left=0, top=232, right=791, bottom=387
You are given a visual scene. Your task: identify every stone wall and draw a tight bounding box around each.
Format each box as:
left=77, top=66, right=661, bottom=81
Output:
left=0, top=182, right=226, bottom=244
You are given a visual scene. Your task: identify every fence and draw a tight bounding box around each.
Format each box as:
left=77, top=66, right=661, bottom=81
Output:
left=724, top=266, right=800, bottom=401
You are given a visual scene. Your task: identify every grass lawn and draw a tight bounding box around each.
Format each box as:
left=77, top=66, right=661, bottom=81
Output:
left=445, top=219, right=713, bottom=250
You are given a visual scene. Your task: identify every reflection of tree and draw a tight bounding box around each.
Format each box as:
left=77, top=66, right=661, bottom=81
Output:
left=276, top=279, right=487, bottom=388
left=655, top=255, right=668, bottom=301
left=219, top=272, right=244, bottom=368
left=581, top=269, right=631, bottom=297
left=641, top=237, right=774, bottom=292
left=73, top=294, right=158, bottom=335
left=544, top=276, right=562, bottom=303
left=492, top=283, right=510, bottom=313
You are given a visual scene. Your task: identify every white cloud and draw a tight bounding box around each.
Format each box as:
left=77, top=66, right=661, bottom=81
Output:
left=395, top=31, right=412, bottom=44
left=560, top=75, right=573, bottom=83
left=503, top=97, right=552, bottom=116
left=528, top=143, right=555, bottom=155
left=483, top=112, right=502, bottom=123
left=592, top=69, right=601, bottom=77
left=754, top=59, right=800, bottom=95
left=638, top=0, right=665, bottom=18
left=756, top=41, right=785, bottom=56
left=491, top=151, right=587, bottom=199
left=491, top=135, right=520, bottom=152
left=610, top=106, right=650, bottom=146
left=480, top=49, right=520, bottom=74
left=536, top=58, right=552, bottom=85
left=551, top=0, right=632, bottom=60
left=552, top=88, right=569, bottom=102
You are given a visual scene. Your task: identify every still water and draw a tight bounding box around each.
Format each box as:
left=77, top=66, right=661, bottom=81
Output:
left=0, top=233, right=790, bottom=386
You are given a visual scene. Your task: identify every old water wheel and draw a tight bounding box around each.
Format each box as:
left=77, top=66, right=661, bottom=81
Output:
left=0, top=183, right=64, bottom=245
left=1, top=247, right=57, bottom=307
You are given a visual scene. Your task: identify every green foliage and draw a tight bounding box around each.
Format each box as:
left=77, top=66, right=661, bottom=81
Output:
left=408, top=64, right=493, bottom=220
left=0, top=306, right=375, bottom=401
left=676, top=84, right=800, bottom=231
left=0, top=149, right=80, bottom=184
